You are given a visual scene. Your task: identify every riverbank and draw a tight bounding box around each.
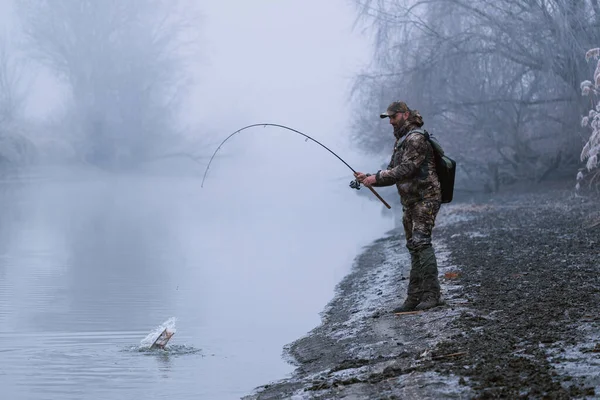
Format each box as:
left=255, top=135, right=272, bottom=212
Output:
left=244, top=181, right=600, bottom=399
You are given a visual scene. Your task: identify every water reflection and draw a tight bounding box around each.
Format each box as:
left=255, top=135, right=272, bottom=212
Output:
left=1, top=175, right=176, bottom=332
left=156, top=351, right=172, bottom=377
left=63, top=180, right=174, bottom=331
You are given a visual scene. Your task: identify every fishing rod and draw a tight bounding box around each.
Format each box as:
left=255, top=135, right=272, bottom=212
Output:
left=201, top=123, right=391, bottom=209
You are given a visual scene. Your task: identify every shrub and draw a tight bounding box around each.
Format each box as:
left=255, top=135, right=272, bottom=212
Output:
left=577, top=48, right=600, bottom=193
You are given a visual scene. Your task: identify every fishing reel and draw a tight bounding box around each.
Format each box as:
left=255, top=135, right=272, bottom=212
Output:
left=349, top=179, right=361, bottom=190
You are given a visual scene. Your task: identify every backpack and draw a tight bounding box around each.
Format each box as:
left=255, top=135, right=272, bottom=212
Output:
left=410, top=129, right=456, bottom=204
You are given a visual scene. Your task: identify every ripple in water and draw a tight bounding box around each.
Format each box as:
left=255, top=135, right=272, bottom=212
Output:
left=132, top=344, right=203, bottom=356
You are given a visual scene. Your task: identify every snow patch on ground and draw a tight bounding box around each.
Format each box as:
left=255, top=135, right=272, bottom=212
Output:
left=548, top=322, right=600, bottom=395
left=325, top=237, right=407, bottom=341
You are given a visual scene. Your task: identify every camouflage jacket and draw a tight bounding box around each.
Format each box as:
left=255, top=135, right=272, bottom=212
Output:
left=374, top=125, right=442, bottom=207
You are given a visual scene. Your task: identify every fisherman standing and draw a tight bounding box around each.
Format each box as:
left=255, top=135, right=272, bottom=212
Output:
left=354, top=101, right=443, bottom=312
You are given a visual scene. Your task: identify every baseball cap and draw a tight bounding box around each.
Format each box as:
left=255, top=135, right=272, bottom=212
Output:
left=380, top=101, right=410, bottom=119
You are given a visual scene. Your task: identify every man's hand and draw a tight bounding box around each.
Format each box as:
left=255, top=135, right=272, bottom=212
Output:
left=354, top=171, right=367, bottom=182
left=354, top=171, right=376, bottom=186
left=362, top=175, right=376, bottom=186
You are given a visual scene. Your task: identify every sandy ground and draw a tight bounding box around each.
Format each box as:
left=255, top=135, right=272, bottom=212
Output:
left=243, top=181, right=600, bottom=399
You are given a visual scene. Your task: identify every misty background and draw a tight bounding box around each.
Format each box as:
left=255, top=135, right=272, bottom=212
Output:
left=0, top=0, right=597, bottom=192
left=0, top=0, right=598, bottom=399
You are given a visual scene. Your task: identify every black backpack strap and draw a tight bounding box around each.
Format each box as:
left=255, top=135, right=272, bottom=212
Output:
left=397, top=129, right=426, bottom=149
left=410, top=129, right=447, bottom=156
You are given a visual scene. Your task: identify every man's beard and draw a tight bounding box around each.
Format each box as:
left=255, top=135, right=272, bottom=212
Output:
left=393, top=118, right=407, bottom=139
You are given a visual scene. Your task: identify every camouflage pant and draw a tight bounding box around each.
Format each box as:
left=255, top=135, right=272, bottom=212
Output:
left=402, top=199, right=440, bottom=251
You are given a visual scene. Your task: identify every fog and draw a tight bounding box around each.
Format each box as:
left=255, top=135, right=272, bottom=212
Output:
left=3, top=0, right=597, bottom=398
left=0, top=1, right=395, bottom=399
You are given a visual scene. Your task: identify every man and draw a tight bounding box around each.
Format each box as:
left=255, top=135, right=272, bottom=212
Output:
left=354, top=101, right=443, bottom=312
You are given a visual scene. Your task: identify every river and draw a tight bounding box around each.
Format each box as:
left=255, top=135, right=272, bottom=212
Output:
left=0, top=161, right=392, bottom=399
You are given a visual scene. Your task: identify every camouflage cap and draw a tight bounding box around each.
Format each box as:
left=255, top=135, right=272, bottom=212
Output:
left=380, top=101, right=410, bottom=119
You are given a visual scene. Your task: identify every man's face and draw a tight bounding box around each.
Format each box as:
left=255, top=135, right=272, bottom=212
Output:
left=389, top=111, right=409, bottom=129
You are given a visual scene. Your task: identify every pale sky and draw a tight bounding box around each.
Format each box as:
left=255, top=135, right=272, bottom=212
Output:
left=1, top=0, right=374, bottom=145
left=189, top=1, right=374, bottom=156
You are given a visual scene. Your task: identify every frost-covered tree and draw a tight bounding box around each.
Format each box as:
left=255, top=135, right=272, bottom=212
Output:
left=350, top=0, right=600, bottom=192
left=17, top=0, right=200, bottom=169
left=577, top=48, right=600, bottom=192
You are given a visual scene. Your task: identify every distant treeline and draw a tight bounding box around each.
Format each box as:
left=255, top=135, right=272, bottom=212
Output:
left=350, top=0, right=600, bottom=193
left=0, top=0, right=202, bottom=171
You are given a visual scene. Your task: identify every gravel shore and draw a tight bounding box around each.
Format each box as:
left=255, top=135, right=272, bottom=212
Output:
left=244, top=181, right=600, bottom=399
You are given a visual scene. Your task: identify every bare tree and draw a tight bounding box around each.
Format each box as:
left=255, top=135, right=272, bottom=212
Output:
left=0, top=35, right=37, bottom=168
left=17, top=0, right=202, bottom=169
left=350, top=0, right=600, bottom=191
left=0, top=37, right=27, bottom=126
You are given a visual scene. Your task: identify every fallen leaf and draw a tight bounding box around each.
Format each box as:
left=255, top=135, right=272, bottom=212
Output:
left=444, top=271, right=460, bottom=279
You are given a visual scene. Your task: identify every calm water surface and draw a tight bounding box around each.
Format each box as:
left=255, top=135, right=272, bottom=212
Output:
left=0, top=166, right=391, bottom=400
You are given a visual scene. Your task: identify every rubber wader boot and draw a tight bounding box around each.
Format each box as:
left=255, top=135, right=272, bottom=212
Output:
left=415, top=246, right=442, bottom=311
left=392, top=250, right=422, bottom=313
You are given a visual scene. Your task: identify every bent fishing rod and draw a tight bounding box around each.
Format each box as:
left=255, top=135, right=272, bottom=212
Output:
left=201, top=123, right=391, bottom=209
